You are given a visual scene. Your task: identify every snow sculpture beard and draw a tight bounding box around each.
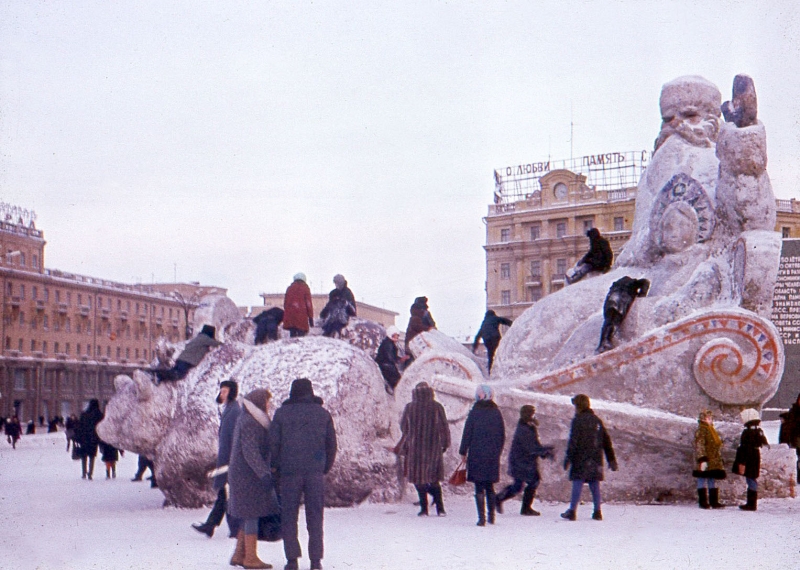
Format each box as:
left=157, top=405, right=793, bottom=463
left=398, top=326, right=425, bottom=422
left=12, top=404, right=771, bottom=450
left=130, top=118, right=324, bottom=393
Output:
left=654, top=113, right=720, bottom=151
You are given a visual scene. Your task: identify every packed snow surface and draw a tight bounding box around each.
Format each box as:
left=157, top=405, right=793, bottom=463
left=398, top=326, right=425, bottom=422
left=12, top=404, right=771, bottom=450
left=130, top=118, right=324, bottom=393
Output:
left=1, top=431, right=798, bottom=570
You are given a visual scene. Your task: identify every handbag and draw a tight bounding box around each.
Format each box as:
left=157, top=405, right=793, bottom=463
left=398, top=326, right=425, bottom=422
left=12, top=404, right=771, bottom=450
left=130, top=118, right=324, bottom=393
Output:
left=71, top=445, right=81, bottom=461
left=448, top=458, right=467, bottom=486
left=257, top=487, right=282, bottom=542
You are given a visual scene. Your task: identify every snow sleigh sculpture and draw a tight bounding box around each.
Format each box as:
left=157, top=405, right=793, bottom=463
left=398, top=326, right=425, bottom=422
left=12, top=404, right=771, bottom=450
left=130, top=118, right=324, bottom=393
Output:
left=400, top=75, right=796, bottom=502
left=98, top=314, right=398, bottom=508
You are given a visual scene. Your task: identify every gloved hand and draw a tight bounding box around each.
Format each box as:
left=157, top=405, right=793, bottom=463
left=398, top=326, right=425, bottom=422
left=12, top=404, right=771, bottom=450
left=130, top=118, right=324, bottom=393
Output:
left=609, top=460, right=618, bottom=472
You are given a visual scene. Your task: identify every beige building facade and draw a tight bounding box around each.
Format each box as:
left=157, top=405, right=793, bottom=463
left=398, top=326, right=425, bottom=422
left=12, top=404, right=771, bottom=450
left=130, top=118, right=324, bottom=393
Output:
left=0, top=205, right=223, bottom=422
left=484, top=153, right=800, bottom=320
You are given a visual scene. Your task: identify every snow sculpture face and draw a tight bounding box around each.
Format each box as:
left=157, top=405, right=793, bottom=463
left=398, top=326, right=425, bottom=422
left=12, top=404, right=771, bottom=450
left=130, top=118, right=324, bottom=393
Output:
left=657, top=201, right=699, bottom=254
left=655, top=75, right=722, bottom=151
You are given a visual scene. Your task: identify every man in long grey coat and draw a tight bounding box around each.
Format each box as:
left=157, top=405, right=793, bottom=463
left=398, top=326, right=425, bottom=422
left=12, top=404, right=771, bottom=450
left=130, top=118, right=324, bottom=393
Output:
left=270, top=378, right=337, bottom=570
left=192, top=380, right=241, bottom=538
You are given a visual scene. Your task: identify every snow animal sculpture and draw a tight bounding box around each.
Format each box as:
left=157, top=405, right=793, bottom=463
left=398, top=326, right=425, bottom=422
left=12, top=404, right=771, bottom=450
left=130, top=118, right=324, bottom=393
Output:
left=98, top=336, right=400, bottom=508
left=392, top=75, right=796, bottom=502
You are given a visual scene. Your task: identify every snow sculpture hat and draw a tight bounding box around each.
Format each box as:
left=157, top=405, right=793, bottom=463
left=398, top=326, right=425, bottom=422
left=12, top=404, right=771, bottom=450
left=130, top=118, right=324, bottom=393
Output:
left=740, top=408, right=760, bottom=425
left=475, top=384, right=494, bottom=401
left=659, top=75, right=721, bottom=121
left=293, top=272, right=307, bottom=283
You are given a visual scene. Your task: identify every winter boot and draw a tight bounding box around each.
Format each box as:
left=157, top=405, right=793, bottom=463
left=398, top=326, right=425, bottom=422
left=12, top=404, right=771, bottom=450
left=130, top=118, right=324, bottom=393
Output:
left=230, top=529, right=245, bottom=567
left=106, top=467, right=111, bottom=479
left=193, top=522, right=215, bottom=538
left=430, top=483, right=446, bottom=516
left=495, top=487, right=512, bottom=515
left=311, top=561, right=322, bottom=570
left=112, top=465, right=116, bottom=478
left=697, top=488, right=710, bottom=509
left=709, top=488, right=726, bottom=509
left=475, top=491, right=486, bottom=526
left=242, top=533, right=272, bottom=569
left=521, top=487, right=540, bottom=516
left=560, top=508, right=576, bottom=521
left=87, top=457, right=95, bottom=480
left=592, top=510, right=603, bottom=521
left=415, top=485, right=429, bottom=516
left=739, top=489, right=758, bottom=511
left=487, top=488, right=497, bottom=524
left=81, top=457, right=88, bottom=479
left=283, top=559, right=299, bottom=570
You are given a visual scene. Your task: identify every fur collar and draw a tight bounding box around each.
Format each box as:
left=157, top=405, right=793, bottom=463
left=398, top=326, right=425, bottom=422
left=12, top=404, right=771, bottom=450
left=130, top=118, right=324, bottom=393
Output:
left=241, top=398, right=271, bottom=429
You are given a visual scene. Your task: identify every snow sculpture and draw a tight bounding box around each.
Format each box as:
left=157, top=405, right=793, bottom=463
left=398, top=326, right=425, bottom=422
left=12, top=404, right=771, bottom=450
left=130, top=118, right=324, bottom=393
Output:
left=98, top=336, right=399, bottom=508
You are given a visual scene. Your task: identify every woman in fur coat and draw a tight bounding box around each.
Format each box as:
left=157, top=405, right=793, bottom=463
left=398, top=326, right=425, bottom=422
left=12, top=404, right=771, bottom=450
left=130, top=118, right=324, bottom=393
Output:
left=692, top=409, right=727, bottom=509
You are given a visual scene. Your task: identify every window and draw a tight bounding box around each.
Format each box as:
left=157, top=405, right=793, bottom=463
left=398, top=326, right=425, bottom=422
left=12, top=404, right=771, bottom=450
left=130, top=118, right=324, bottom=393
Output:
left=32, top=255, right=39, bottom=269
left=44, top=288, right=49, bottom=302
left=556, top=222, right=567, bottom=238
left=17, top=338, right=22, bottom=351
left=169, top=308, right=173, bottom=319
left=31, top=339, right=36, bottom=352
left=116, top=347, right=121, bottom=359
left=583, top=219, right=593, bottom=233
left=78, top=294, right=82, bottom=306
left=87, top=296, right=91, bottom=309
left=106, top=346, right=111, bottom=358
left=77, top=344, right=81, bottom=356
left=66, top=291, right=72, bottom=305
left=143, top=349, right=148, bottom=360
left=530, top=260, right=541, bottom=277
left=19, top=285, right=25, bottom=300
left=43, top=316, right=48, bottom=330
left=501, top=290, right=511, bottom=305
left=135, top=348, right=140, bottom=359
left=32, top=286, right=37, bottom=300
left=54, top=319, right=60, bottom=332
left=529, top=285, right=543, bottom=302
left=96, top=345, right=100, bottom=357
left=500, top=263, right=511, bottom=280
left=19, top=252, right=25, bottom=266
left=782, top=227, right=791, bottom=238
left=5, top=282, right=11, bottom=295
left=19, top=312, right=25, bottom=327
left=65, top=343, right=70, bottom=355
left=500, top=228, right=511, bottom=243
left=31, top=315, right=36, bottom=330
left=54, top=342, right=60, bottom=354
left=14, top=370, right=25, bottom=390
left=614, top=217, right=624, bottom=231
left=117, top=299, right=121, bottom=310
left=556, top=258, right=567, bottom=277
left=42, top=341, right=47, bottom=354
left=55, top=290, right=61, bottom=303
left=65, top=318, right=71, bottom=332
left=530, top=224, right=541, bottom=241
left=4, top=337, right=8, bottom=349
left=126, top=348, right=130, bottom=359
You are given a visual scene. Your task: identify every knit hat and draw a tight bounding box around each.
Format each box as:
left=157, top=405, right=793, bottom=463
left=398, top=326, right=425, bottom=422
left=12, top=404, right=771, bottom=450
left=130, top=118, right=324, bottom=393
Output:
left=386, top=325, right=401, bottom=338
left=244, top=388, right=271, bottom=411
left=293, top=272, right=307, bottom=283
left=475, top=384, right=494, bottom=401
left=289, top=378, right=314, bottom=400
left=740, top=408, right=760, bottom=424
left=333, top=274, right=346, bottom=288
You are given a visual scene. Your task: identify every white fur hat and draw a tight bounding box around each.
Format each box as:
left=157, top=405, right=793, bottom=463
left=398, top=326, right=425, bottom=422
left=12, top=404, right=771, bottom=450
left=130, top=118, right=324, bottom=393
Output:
left=740, top=408, right=760, bottom=424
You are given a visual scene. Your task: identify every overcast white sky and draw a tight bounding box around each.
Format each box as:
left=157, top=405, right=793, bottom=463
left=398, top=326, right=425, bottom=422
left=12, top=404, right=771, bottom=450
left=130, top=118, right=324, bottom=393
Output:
left=1, top=1, right=799, bottom=338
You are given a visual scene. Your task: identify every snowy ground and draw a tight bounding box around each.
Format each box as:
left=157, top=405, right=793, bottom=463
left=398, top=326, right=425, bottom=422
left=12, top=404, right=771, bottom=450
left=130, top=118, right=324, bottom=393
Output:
left=1, top=429, right=798, bottom=570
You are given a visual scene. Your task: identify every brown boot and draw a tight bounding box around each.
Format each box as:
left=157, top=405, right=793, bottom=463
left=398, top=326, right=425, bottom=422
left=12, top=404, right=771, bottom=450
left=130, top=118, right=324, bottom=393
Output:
left=243, top=533, right=272, bottom=569
left=230, top=530, right=246, bottom=567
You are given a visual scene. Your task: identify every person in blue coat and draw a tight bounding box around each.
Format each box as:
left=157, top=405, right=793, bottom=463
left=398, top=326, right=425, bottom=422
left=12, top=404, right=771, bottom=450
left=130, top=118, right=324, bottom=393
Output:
left=496, top=405, right=554, bottom=516
left=459, top=384, right=505, bottom=526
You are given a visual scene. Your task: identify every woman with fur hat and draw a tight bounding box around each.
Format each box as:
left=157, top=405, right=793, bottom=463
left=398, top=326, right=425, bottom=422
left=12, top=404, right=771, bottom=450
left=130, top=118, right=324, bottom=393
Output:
left=692, top=409, right=727, bottom=509
left=732, top=408, right=770, bottom=511
left=283, top=273, right=314, bottom=338
left=561, top=394, right=617, bottom=521
left=228, top=388, right=279, bottom=569
left=496, top=405, right=554, bottom=516
left=459, top=384, right=505, bottom=526
left=375, top=326, right=408, bottom=395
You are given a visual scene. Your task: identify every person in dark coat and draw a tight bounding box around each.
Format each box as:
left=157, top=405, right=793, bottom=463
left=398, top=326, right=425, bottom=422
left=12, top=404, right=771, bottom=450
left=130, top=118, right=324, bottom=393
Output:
left=283, top=273, right=314, bottom=338
left=65, top=414, right=78, bottom=452
left=375, top=326, right=408, bottom=395
left=398, top=382, right=450, bottom=516
left=192, top=380, right=242, bottom=539
left=319, top=290, right=356, bottom=338
left=405, top=298, right=435, bottom=352
left=76, top=399, right=104, bottom=480
left=132, top=454, right=157, bottom=487
left=496, top=405, right=554, bottom=516
left=778, top=392, right=800, bottom=482
left=154, top=324, right=222, bottom=383
left=472, top=310, right=513, bottom=372
left=4, top=416, right=21, bottom=449
left=253, top=307, right=284, bottom=344
left=597, top=277, right=650, bottom=353
left=732, top=408, right=770, bottom=511
left=459, top=384, right=505, bottom=526
left=560, top=394, right=617, bottom=521
left=566, top=228, right=614, bottom=285
left=227, top=388, right=278, bottom=569
left=269, top=378, right=337, bottom=570
left=330, top=274, right=357, bottom=315
left=99, top=440, right=123, bottom=479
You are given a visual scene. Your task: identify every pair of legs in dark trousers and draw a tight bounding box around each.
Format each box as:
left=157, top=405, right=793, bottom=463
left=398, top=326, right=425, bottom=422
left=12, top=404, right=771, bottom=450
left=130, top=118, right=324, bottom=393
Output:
left=414, top=483, right=445, bottom=516
left=473, top=481, right=496, bottom=526
left=194, top=487, right=240, bottom=537
left=484, top=337, right=500, bottom=372
left=496, top=478, right=539, bottom=515
left=81, top=455, right=96, bottom=479
left=281, top=473, right=325, bottom=568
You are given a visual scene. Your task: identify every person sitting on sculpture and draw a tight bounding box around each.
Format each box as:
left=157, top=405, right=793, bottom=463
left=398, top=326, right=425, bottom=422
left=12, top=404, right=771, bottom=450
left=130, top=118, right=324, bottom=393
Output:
left=319, top=289, right=357, bottom=338
left=330, top=274, right=357, bottom=316
left=154, top=324, right=222, bottom=383
left=566, top=228, right=613, bottom=285
left=597, top=277, right=650, bottom=354
left=252, top=307, right=284, bottom=344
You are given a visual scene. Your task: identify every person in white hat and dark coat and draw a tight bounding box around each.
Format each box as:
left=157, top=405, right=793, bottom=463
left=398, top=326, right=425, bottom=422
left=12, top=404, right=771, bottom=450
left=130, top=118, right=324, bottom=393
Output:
left=732, top=408, right=769, bottom=511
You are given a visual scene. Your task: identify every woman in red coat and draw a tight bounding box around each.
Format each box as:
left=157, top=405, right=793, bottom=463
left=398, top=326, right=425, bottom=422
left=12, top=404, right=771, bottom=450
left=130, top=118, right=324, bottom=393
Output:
left=283, top=273, right=314, bottom=337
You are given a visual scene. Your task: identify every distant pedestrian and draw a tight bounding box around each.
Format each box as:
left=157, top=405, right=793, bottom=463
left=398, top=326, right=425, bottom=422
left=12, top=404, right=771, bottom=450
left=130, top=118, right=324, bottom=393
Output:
left=496, top=405, right=554, bottom=516
left=76, top=399, right=104, bottom=480
left=5, top=416, right=21, bottom=449
left=48, top=417, right=59, bottom=433
left=692, top=409, right=727, bottom=509
left=566, top=228, right=614, bottom=285
left=397, top=382, right=450, bottom=517
left=99, top=440, right=123, bottom=479
left=192, top=380, right=241, bottom=539
left=132, top=454, right=157, bottom=487
left=283, top=273, right=314, bottom=338
left=560, top=394, right=617, bottom=521
left=228, top=388, right=279, bottom=569
left=459, top=384, right=505, bottom=527
left=270, top=378, right=337, bottom=570
left=732, top=408, right=769, bottom=511
left=375, top=326, right=409, bottom=395
left=778, top=392, right=800, bottom=482
left=154, top=325, right=221, bottom=383
left=26, top=420, right=35, bottom=435
left=253, top=307, right=284, bottom=344
left=472, top=310, right=513, bottom=372
left=65, top=414, right=78, bottom=452
left=330, top=274, right=357, bottom=315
